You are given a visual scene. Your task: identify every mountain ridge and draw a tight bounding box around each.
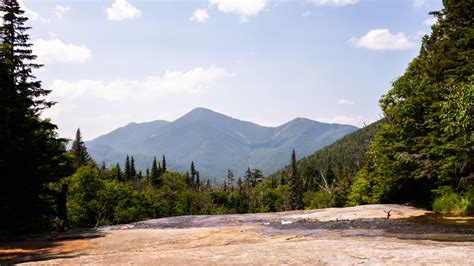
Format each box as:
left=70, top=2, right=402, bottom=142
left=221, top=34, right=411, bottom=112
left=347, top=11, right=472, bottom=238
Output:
left=86, top=107, right=358, bottom=179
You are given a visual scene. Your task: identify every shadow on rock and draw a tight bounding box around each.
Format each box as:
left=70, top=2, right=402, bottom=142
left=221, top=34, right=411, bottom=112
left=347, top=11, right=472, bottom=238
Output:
left=0, top=229, right=105, bottom=264
left=259, top=214, right=474, bottom=242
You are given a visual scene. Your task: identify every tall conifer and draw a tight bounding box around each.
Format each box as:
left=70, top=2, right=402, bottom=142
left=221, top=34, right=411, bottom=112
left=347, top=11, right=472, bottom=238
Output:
left=0, top=0, right=72, bottom=232
left=287, top=149, right=303, bottom=210
left=71, top=128, right=91, bottom=168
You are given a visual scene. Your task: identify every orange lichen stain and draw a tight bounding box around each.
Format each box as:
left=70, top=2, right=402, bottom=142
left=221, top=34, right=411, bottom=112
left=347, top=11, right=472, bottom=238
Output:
left=0, top=239, right=91, bottom=262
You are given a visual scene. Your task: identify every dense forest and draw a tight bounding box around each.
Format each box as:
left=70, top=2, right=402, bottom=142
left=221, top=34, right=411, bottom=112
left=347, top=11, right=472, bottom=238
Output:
left=0, top=0, right=472, bottom=235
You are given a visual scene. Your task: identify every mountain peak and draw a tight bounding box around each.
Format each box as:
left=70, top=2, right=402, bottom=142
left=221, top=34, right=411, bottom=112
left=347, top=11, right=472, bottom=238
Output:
left=189, top=107, right=218, bottom=115
left=179, top=107, right=232, bottom=123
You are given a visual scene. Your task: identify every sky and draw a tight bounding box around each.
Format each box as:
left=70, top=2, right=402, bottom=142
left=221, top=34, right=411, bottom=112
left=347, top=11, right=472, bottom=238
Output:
left=20, top=0, right=443, bottom=140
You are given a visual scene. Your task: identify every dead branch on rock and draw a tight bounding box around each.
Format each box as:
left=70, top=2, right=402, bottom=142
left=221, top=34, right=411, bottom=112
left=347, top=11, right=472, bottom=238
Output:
left=383, top=210, right=392, bottom=219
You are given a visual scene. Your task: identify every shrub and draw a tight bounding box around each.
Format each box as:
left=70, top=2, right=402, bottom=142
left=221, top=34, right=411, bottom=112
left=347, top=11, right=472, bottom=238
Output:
left=432, top=188, right=474, bottom=216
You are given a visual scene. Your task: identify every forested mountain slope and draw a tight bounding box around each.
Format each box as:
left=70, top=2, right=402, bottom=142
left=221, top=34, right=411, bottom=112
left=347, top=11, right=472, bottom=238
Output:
left=87, top=108, right=357, bottom=179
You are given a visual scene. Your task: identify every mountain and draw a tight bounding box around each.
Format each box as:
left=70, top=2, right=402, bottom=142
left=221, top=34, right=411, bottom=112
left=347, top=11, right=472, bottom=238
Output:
left=267, top=120, right=382, bottom=206
left=86, top=108, right=358, bottom=179
left=269, top=120, right=382, bottom=181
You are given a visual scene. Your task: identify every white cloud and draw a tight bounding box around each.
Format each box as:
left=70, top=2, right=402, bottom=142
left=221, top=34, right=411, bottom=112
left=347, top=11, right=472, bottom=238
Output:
left=33, top=39, right=92, bottom=64
left=18, top=0, right=50, bottom=23
left=302, top=11, right=312, bottom=17
left=310, top=0, right=359, bottom=6
left=209, top=0, right=267, bottom=22
left=48, top=66, right=234, bottom=101
left=55, top=5, right=71, bottom=19
left=413, top=0, right=426, bottom=7
left=349, top=29, right=416, bottom=50
left=106, top=0, right=142, bottom=21
left=190, top=9, right=210, bottom=23
left=423, top=17, right=437, bottom=26
left=337, top=99, right=354, bottom=105
left=43, top=66, right=234, bottom=139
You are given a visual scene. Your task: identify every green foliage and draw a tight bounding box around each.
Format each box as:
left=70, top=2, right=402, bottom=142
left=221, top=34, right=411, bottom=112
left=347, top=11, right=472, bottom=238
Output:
left=432, top=188, right=474, bottom=215
left=353, top=0, right=474, bottom=207
left=268, top=121, right=381, bottom=209
left=67, top=166, right=106, bottom=228
left=0, top=0, right=73, bottom=234
left=70, top=129, right=92, bottom=168
left=286, top=149, right=303, bottom=210
left=303, top=191, right=332, bottom=210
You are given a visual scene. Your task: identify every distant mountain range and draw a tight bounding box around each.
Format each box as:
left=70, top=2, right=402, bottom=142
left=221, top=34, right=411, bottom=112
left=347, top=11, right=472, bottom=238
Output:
left=86, top=108, right=358, bottom=180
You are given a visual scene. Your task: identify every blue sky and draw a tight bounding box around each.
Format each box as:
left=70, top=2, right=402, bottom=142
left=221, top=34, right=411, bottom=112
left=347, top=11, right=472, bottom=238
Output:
left=22, top=0, right=442, bottom=140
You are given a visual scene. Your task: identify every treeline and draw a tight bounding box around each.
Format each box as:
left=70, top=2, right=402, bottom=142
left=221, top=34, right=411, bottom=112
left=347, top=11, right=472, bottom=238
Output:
left=1, top=0, right=473, bottom=236
left=349, top=0, right=473, bottom=214
left=274, top=0, right=474, bottom=215
left=63, top=130, right=308, bottom=229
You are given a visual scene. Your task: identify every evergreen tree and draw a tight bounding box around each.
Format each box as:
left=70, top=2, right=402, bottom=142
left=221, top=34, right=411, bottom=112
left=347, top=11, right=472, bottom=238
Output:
left=130, top=156, right=136, bottom=178
left=190, top=161, right=197, bottom=185
left=158, top=162, right=162, bottom=177
left=71, top=128, right=91, bottom=168
left=196, top=171, right=200, bottom=190
left=237, top=177, right=243, bottom=193
left=150, top=156, right=161, bottom=187
left=162, top=154, right=167, bottom=172
left=114, top=163, right=122, bottom=180
left=124, top=155, right=131, bottom=180
left=100, top=162, right=106, bottom=172
left=227, top=169, right=235, bottom=188
left=0, top=0, right=72, bottom=233
left=351, top=0, right=474, bottom=206
left=287, top=149, right=303, bottom=210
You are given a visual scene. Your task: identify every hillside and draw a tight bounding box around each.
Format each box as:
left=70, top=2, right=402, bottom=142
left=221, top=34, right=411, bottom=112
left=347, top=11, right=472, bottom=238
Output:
left=86, top=108, right=358, bottom=179
left=270, top=120, right=382, bottom=182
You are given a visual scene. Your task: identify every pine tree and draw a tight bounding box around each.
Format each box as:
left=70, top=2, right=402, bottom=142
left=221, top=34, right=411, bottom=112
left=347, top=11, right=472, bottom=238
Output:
left=352, top=0, right=474, bottom=205
left=227, top=169, right=235, bottom=189
left=100, top=162, right=106, bottom=172
left=150, top=156, right=161, bottom=187
left=162, top=154, right=167, bottom=172
left=287, top=149, right=303, bottom=210
left=190, top=161, right=197, bottom=185
left=158, top=162, right=162, bottom=177
left=124, top=155, right=131, bottom=180
left=237, top=177, right=243, bottom=193
left=196, top=171, right=201, bottom=191
left=0, top=0, right=72, bottom=232
left=130, top=156, right=136, bottom=178
left=71, top=128, right=91, bottom=168
left=114, top=163, right=122, bottom=180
